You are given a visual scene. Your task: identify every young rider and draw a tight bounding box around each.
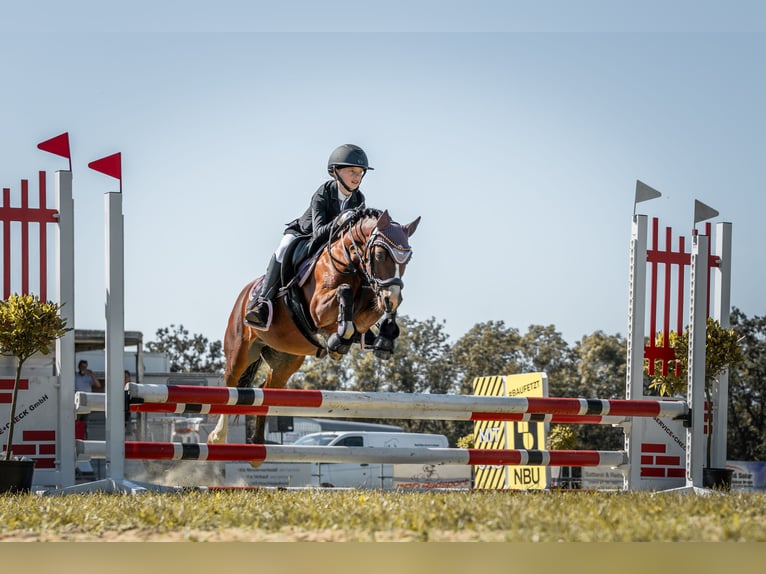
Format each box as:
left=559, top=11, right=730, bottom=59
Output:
left=244, top=144, right=372, bottom=328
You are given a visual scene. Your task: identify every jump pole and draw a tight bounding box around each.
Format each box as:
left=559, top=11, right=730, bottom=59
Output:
left=127, top=383, right=689, bottom=419
left=77, top=440, right=628, bottom=468
left=79, top=390, right=627, bottom=424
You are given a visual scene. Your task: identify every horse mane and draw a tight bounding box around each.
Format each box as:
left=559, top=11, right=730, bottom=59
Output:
left=357, top=207, right=383, bottom=220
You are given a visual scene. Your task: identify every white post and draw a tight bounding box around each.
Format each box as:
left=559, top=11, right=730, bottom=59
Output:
left=54, top=171, right=76, bottom=488
left=105, top=192, right=125, bottom=480
left=625, top=214, right=648, bottom=490
left=686, top=233, right=708, bottom=488
left=711, top=222, right=732, bottom=468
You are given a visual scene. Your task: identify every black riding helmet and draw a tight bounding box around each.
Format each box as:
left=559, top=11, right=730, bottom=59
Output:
left=327, top=144, right=374, bottom=176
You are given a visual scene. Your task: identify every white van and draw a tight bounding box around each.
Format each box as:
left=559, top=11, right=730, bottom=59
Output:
left=224, top=431, right=452, bottom=489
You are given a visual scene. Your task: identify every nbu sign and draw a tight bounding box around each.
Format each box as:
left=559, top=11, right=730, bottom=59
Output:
left=472, top=373, right=549, bottom=490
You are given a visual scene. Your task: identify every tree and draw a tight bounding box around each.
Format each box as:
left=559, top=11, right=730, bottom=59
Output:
left=146, top=324, right=224, bottom=373
left=290, top=354, right=348, bottom=391
left=728, top=308, right=766, bottom=461
left=450, top=320, right=523, bottom=395
left=518, top=324, right=577, bottom=397
left=0, top=294, right=69, bottom=461
left=568, top=331, right=628, bottom=451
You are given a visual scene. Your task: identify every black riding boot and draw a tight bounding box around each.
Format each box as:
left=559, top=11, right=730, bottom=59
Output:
left=245, top=255, right=282, bottom=328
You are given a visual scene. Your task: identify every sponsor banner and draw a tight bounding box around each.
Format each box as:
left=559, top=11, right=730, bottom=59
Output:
left=224, top=461, right=312, bottom=487
left=0, top=375, right=59, bottom=471
left=727, top=461, right=766, bottom=491
left=393, top=463, right=471, bottom=490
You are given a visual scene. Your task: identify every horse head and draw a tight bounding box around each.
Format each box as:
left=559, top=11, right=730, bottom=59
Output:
left=356, top=209, right=421, bottom=314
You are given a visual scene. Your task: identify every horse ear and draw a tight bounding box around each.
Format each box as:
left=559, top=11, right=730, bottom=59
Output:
left=403, top=216, right=421, bottom=237
left=376, top=210, right=391, bottom=230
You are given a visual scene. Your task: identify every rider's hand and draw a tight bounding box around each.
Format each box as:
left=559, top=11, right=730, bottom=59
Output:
left=335, top=209, right=355, bottom=227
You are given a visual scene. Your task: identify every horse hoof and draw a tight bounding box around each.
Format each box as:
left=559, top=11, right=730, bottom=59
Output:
left=373, top=336, right=394, bottom=360
left=327, top=333, right=351, bottom=356
left=374, top=349, right=394, bottom=360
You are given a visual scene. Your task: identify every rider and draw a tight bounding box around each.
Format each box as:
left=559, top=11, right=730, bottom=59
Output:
left=244, top=144, right=372, bottom=328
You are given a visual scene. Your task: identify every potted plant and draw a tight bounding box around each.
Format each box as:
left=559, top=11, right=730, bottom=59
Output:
left=645, top=316, right=743, bottom=489
left=0, top=293, right=69, bottom=493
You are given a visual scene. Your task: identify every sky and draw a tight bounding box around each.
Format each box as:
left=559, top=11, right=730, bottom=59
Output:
left=2, top=2, right=765, bottom=347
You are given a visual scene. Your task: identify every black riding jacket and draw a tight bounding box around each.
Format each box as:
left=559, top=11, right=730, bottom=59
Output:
left=284, top=180, right=366, bottom=252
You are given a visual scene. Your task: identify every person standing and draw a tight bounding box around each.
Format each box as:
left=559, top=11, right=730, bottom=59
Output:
left=75, top=360, right=102, bottom=393
left=75, top=360, right=102, bottom=439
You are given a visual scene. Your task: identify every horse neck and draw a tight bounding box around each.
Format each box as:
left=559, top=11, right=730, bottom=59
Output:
left=323, top=217, right=376, bottom=276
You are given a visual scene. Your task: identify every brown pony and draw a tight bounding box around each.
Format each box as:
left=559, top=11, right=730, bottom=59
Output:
left=208, top=208, right=420, bottom=445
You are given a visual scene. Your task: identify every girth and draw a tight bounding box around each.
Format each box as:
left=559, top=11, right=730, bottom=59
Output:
left=279, top=286, right=327, bottom=358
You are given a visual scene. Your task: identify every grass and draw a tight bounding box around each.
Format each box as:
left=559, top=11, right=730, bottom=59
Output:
left=1, top=489, right=765, bottom=542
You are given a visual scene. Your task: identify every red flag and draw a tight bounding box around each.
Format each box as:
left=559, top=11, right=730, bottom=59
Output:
left=37, top=132, right=71, bottom=159
left=88, top=152, right=122, bottom=181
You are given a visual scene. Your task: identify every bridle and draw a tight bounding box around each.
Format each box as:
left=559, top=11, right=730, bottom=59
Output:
left=326, top=215, right=413, bottom=296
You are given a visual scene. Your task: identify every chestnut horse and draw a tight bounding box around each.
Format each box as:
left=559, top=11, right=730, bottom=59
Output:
left=208, top=208, right=420, bottom=445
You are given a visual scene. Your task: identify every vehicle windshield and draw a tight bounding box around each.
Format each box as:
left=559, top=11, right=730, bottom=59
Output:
left=294, top=434, right=339, bottom=446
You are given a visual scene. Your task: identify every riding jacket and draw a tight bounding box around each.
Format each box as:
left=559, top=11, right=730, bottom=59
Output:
left=284, top=180, right=366, bottom=253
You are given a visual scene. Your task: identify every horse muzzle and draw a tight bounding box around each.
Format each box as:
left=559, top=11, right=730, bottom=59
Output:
left=376, top=278, right=404, bottom=314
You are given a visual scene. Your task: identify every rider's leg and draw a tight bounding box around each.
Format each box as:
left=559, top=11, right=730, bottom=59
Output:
left=245, top=235, right=295, bottom=328
left=244, top=254, right=282, bottom=327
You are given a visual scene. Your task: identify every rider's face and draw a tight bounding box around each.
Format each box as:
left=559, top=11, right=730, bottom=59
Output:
left=336, top=166, right=365, bottom=193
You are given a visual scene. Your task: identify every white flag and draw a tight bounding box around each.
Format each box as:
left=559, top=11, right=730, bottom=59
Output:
left=635, top=180, right=662, bottom=204
left=694, top=200, right=719, bottom=225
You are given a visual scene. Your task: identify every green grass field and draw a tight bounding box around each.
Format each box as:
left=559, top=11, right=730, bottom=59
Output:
left=1, top=489, right=765, bottom=542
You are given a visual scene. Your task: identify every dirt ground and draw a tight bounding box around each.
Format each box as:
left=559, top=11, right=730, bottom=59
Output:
left=0, top=527, right=496, bottom=542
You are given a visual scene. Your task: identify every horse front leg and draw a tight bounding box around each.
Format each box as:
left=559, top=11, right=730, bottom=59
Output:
left=372, top=311, right=400, bottom=360
left=326, top=283, right=356, bottom=359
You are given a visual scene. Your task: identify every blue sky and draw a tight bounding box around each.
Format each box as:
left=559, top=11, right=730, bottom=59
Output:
left=2, top=2, right=765, bottom=346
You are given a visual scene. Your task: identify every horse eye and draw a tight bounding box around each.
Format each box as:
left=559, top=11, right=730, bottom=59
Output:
left=374, top=250, right=386, bottom=262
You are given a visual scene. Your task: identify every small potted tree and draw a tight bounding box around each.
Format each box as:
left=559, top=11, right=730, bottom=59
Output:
left=0, top=293, right=69, bottom=493
left=645, top=317, right=743, bottom=489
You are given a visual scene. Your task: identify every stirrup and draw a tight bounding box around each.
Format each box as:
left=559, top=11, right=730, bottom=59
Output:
left=244, top=299, right=273, bottom=330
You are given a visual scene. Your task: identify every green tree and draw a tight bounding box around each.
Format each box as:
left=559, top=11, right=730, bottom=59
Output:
left=728, top=308, right=766, bottom=461
left=146, top=324, right=224, bottom=373
left=290, top=354, right=348, bottom=391
left=568, top=331, right=628, bottom=451
left=0, top=294, right=69, bottom=460
left=518, top=324, right=577, bottom=397
left=450, top=320, right=522, bottom=395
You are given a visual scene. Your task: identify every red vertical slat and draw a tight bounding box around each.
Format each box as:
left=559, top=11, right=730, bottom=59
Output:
left=661, top=226, right=672, bottom=375
left=20, top=179, right=29, bottom=295
left=38, top=171, right=47, bottom=301
left=647, top=218, right=659, bottom=376
left=2, top=188, right=9, bottom=299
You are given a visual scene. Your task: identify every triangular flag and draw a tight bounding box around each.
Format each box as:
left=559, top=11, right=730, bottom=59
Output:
left=635, top=180, right=662, bottom=204
left=694, top=199, right=719, bottom=225
left=37, top=132, right=71, bottom=159
left=88, top=152, right=122, bottom=181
